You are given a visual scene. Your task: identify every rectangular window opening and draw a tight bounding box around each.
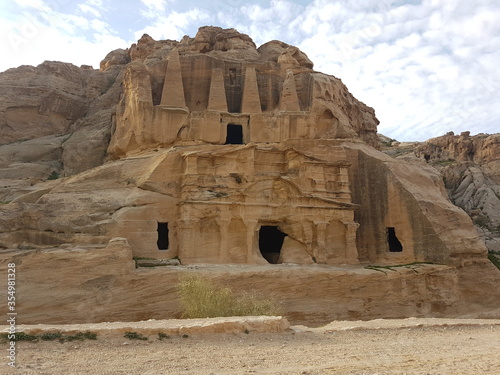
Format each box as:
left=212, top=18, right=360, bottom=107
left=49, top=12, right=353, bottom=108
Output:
left=157, top=222, right=169, bottom=250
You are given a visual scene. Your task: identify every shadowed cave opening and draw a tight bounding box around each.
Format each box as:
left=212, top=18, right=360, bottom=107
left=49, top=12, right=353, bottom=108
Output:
left=157, top=222, right=169, bottom=250
left=387, top=227, right=403, bottom=252
left=259, top=225, right=287, bottom=264
left=225, top=124, right=244, bottom=144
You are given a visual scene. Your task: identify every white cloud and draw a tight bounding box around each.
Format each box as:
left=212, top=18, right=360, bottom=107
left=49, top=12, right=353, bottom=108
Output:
left=140, top=0, right=169, bottom=19
left=295, top=1, right=500, bottom=140
left=78, top=4, right=102, bottom=18
left=141, top=0, right=167, bottom=11
left=217, top=0, right=303, bottom=47
left=0, top=0, right=129, bottom=71
left=134, top=8, right=209, bottom=41
left=14, top=0, right=46, bottom=10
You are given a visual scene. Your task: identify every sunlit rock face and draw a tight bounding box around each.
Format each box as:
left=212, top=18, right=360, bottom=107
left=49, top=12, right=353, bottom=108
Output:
left=1, top=26, right=499, bottom=326
left=0, top=26, right=488, bottom=268
left=107, top=26, right=379, bottom=158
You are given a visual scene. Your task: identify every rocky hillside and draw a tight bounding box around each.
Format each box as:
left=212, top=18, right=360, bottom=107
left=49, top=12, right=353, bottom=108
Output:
left=380, top=131, right=500, bottom=266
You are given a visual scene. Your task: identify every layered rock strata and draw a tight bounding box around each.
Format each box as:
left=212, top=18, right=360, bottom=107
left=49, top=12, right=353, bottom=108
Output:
left=0, top=27, right=498, bottom=324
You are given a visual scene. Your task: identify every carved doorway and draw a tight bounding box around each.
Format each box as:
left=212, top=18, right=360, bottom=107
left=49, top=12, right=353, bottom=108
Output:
left=387, top=227, right=403, bottom=252
left=259, top=225, right=287, bottom=264
left=225, top=124, right=244, bottom=144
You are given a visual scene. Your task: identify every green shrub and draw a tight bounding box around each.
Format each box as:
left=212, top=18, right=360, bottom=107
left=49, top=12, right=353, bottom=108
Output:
left=47, top=171, right=60, bottom=180
left=157, top=332, right=170, bottom=340
left=15, top=332, right=39, bottom=341
left=1, top=331, right=97, bottom=343
left=177, top=275, right=282, bottom=319
left=0, top=332, right=39, bottom=343
left=124, top=331, right=148, bottom=340
left=65, top=331, right=97, bottom=341
left=40, top=332, right=63, bottom=341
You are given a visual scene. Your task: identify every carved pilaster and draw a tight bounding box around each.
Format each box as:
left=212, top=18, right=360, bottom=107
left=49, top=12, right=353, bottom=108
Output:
left=344, top=222, right=360, bottom=264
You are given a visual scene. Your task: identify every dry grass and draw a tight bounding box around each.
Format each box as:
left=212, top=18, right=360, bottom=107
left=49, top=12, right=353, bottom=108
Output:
left=177, top=275, right=282, bottom=319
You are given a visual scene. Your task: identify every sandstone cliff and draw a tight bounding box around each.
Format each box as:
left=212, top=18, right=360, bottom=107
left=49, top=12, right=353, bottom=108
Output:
left=381, top=132, right=500, bottom=258
left=0, top=26, right=378, bottom=198
left=0, top=27, right=498, bottom=325
left=0, top=61, right=123, bottom=177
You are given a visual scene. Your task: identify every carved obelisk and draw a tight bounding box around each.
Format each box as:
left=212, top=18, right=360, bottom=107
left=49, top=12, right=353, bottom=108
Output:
left=241, top=67, right=261, bottom=113
left=279, top=70, right=300, bottom=112
left=160, top=48, right=187, bottom=109
left=207, top=68, right=228, bottom=112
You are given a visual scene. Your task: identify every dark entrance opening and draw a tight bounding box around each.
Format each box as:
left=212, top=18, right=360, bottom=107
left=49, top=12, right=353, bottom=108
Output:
left=259, top=225, right=287, bottom=264
left=225, top=124, right=243, bottom=144
left=387, top=227, right=403, bottom=252
left=157, top=222, right=169, bottom=250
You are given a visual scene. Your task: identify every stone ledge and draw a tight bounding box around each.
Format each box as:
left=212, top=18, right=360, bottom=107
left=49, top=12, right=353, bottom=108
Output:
left=292, top=317, right=500, bottom=333
left=1, top=316, right=290, bottom=336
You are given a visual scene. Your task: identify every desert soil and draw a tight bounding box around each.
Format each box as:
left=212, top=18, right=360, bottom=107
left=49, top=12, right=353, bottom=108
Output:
left=4, top=319, right=500, bottom=375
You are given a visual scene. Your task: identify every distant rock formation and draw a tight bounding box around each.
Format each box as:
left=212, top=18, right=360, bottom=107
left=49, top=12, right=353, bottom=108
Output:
left=0, top=61, right=123, bottom=177
left=416, top=132, right=500, bottom=253
left=0, top=27, right=498, bottom=324
left=379, top=131, right=500, bottom=258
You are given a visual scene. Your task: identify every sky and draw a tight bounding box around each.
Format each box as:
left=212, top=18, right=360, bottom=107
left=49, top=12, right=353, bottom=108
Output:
left=0, top=0, right=499, bottom=142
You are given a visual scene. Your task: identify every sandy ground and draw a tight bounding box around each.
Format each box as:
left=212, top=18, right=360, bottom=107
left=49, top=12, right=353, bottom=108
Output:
left=3, top=318, right=500, bottom=375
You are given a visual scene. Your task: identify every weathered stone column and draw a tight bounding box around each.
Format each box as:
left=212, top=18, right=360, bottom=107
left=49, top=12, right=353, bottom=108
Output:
left=344, top=222, right=360, bottom=264
left=314, top=221, right=329, bottom=263
left=245, top=220, right=260, bottom=263
left=177, top=218, right=195, bottom=262
left=216, top=218, right=231, bottom=263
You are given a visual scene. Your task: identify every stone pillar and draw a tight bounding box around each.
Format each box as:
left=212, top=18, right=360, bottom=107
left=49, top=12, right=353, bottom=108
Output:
left=303, top=221, right=315, bottom=263
left=160, top=48, right=187, bottom=109
left=208, top=68, right=228, bottom=112
left=245, top=220, right=260, bottom=263
left=314, top=221, right=328, bottom=263
left=344, top=222, right=360, bottom=264
left=217, top=218, right=231, bottom=263
left=279, top=70, right=301, bottom=112
left=177, top=218, right=195, bottom=262
left=241, top=67, right=262, bottom=114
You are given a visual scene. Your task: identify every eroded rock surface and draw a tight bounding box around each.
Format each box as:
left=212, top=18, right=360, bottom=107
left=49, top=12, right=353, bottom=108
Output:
left=382, top=132, right=500, bottom=254
left=0, top=60, right=122, bottom=187
left=0, top=27, right=498, bottom=325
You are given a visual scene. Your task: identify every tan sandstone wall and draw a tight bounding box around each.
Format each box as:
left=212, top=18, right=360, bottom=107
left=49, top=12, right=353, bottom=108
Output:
left=3, top=240, right=497, bottom=326
left=344, top=141, right=488, bottom=265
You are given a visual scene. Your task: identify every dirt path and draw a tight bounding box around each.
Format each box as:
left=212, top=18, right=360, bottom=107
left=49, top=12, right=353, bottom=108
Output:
left=4, top=319, right=500, bottom=374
